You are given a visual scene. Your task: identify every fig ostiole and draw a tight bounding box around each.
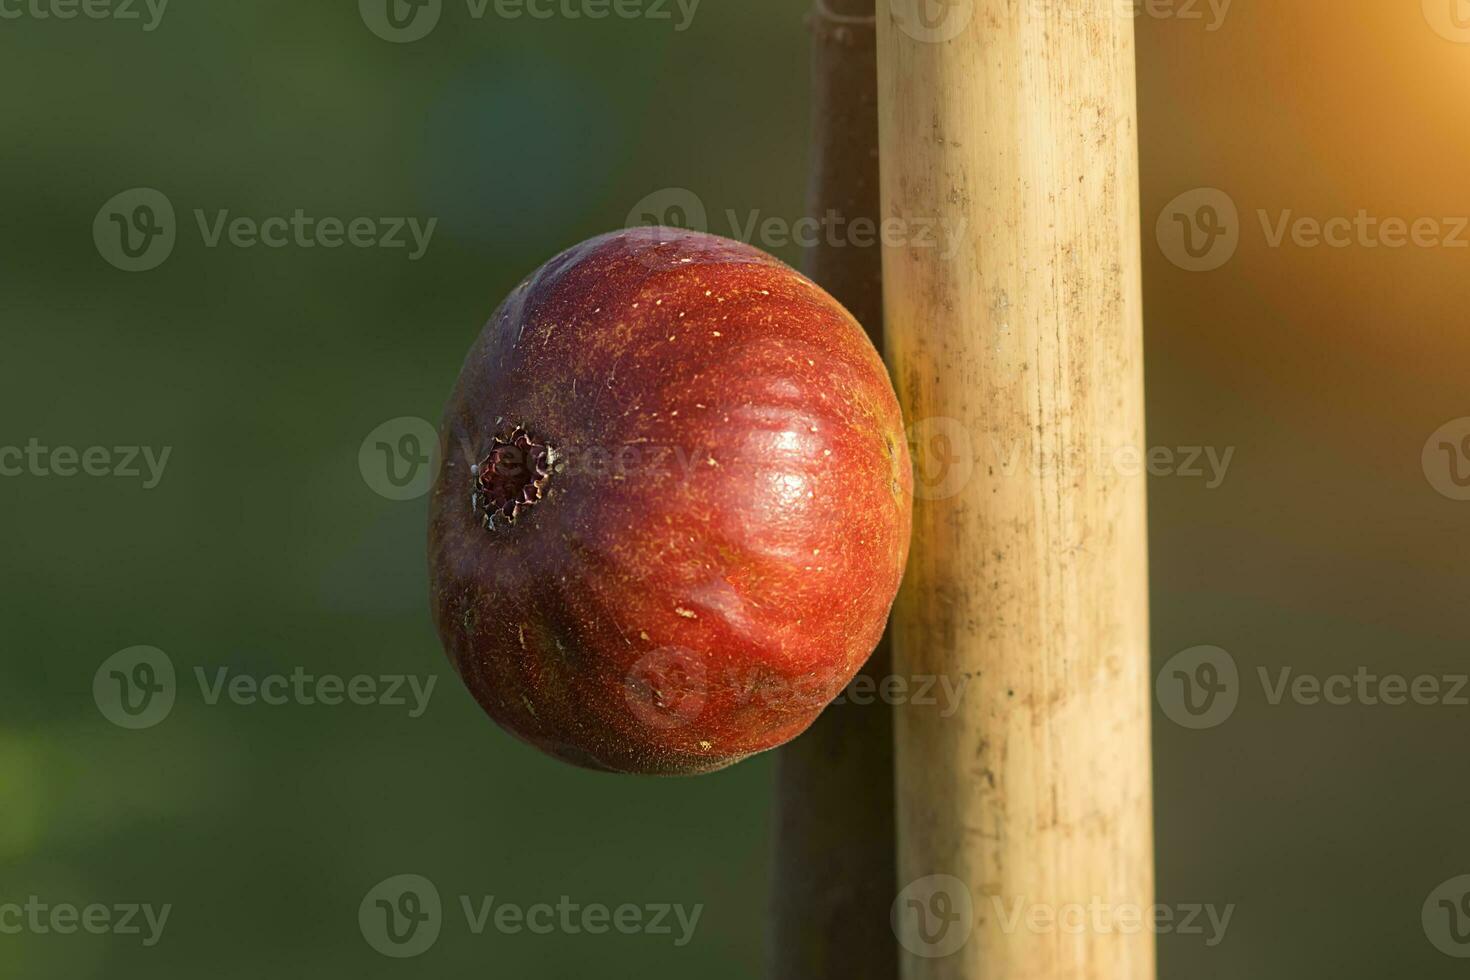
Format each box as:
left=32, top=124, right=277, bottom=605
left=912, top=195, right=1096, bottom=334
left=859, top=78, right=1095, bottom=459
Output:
left=428, top=228, right=913, bottom=775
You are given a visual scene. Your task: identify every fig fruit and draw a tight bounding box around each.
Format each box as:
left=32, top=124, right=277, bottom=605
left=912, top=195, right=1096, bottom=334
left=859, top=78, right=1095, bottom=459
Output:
left=428, top=228, right=912, bottom=774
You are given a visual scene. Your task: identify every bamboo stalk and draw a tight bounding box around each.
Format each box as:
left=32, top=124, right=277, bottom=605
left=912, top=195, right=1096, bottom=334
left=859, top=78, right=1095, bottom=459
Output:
left=877, top=2, right=1155, bottom=978
left=770, top=2, right=897, bottom=977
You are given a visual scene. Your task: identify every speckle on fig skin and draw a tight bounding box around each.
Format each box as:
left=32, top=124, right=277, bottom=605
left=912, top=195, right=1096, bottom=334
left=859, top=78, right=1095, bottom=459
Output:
left=427, top=227, right=914, bottom=776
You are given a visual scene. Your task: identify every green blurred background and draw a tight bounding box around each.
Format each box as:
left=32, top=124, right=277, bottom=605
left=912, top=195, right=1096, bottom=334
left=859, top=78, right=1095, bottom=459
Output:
left=2, top=0, right=1468, bottom=976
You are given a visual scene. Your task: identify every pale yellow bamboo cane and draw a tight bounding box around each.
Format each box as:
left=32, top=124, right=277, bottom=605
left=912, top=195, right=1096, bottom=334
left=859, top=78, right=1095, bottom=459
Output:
left=877, top=2, right=1155, bottom=978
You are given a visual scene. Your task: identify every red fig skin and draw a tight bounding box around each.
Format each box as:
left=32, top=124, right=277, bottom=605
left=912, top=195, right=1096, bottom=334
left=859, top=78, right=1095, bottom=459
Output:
left=428, top=228, right=912, bottom=775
